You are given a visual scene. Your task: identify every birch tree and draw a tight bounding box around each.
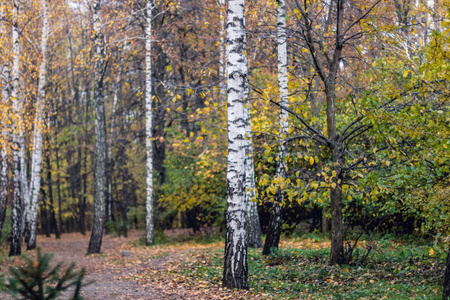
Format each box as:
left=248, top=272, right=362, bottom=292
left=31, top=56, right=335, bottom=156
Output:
left=26, top=0, right=49, bottom=250
left=222, top=0, right=248, bottom=290
left=9, top=0, right=23, bottom=256
left=145, top=0, right=155, bottom=246
left=263, top=0, right=289, bottom=256
left=87, top=0, right=106, bottom=254
left=0, top=4, right=9, bottom=240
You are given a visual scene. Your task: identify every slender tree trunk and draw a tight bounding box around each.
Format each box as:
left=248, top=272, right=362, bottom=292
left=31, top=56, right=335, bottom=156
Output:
left=145, top=0, right=155, bottom=246
left=87, top=0, right=106, bottom=254
left=244, top=44, right=262, bottom=249
left=41, top=189, right=50, bottom=237
left=263, top=0, right=289, bottom=256
left=120, top=150, right=129, bottom=238
left=9, top=0, right=23, bottom=257
left=55, top=142, right=63, bottom=233
left=0, top=5, right=10, bottom=240
left=106, top=39, right=126, bottom=229
left=222, top=0, right=248, bottom=290
left=45, top=133, right=60, bottom=239
left=326, top=81, right=345, bottom=265
left=218, top=0, right=226, bottom=98
left=443, top=247, right=450, bottom=300
left=27, top=0, right=49, bottom=250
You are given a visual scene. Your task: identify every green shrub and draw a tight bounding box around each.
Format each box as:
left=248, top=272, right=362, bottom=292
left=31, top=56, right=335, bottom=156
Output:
left=1, top=247, right=89, bottom=300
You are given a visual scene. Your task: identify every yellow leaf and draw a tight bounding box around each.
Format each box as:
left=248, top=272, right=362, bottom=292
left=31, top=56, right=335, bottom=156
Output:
left=331, top=183, right=337, bottom=189
left=403, top=70, right=410, bottom=78
left=309, top=156, right=314, bottom=165
left=429, top=248, right=435, bottom=256
left=167, top=65, right=172, bottom=71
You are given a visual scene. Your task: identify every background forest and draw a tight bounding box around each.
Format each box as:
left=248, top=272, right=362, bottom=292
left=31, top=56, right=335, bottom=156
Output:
left=0, top=0, right=449, bottom=298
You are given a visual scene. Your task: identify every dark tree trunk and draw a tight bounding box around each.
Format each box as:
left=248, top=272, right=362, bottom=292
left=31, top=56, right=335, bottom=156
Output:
left=87, top=0, right=106, bottom=255
left=0, top=143, right=8, bottom=240
left=329, top=145, right=345, bottom=265
left=105, top=158, right=113, bottom=234
left=263, top=192, right=283, bottom=255
left=443, top=248, right=450, bottom=300
left=77, top=142, right=85, bottom=235
left=10, top=145, right=23, bottom=256
left=45, top=146, right=60, bottom=239
left=55, top=143, right=63, bottom=234
left=41, top=189, right=51, bottom=238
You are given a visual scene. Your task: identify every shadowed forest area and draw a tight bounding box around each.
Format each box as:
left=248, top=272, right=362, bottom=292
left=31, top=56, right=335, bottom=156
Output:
left=0, top=0, right=449, bottom=299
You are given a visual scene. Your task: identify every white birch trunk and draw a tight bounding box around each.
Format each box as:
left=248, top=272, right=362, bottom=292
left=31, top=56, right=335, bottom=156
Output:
left=145, top=0, right=155, bottom=246
left=27, top=0, right=49, bottom=250
left=0, top=5, right=9, bottom=239
left=276, top=0, right=289, bottom=179
left=9, top=0, right=23, bottom=256
left=263, top=0, right=289, bottom=256
left=222, top=0, right=248, bottom=290
left=87, top=0, right=106, bottom=254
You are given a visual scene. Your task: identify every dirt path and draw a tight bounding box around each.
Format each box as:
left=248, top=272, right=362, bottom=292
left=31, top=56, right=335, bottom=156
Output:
left=1, top=231, right=262, bottom=300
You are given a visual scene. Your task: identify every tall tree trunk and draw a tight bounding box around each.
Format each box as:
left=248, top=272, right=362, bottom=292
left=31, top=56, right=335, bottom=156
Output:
left=41, top=189, right=50, bottom=237
left=55, top=141, right=63, bottom=233
left=222, top=0, right=248, bottom=290
left=9, top=0, right=23, bottom=257
left=326, top=82, right=345, bottom=265
left=218, top=0, right=226, bottom=98
left=45, top=132, right=60, bottom=239
left=27, top=0, right=49, bottom=250
left=76, top=140, right=85, bottom=234
left=106, top=39, right=126, bottom=228
left=145, top=0, right=155, bottom=246
left=244, top=36, right=262, bottom=249
left=263, top=0, right=289, bottom=256
left=120, top=149, right=129, bottom=238
left=87, top=0, right=106, bottom=254
left=0, top=5, right=10, bottom=240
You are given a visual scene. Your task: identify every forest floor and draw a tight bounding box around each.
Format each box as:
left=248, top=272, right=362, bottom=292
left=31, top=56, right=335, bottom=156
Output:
left=0, top=229, right=263, bottom=299
left=0, top=230, right=446, bottom=299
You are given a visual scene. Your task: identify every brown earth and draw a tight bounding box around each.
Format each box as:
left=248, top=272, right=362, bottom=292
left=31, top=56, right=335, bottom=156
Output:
left=0, top=230, right=267, bottom=300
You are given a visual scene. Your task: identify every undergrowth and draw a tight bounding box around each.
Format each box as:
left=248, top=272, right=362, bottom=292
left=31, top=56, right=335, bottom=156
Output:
left=176, top=233, right=444, bottom=299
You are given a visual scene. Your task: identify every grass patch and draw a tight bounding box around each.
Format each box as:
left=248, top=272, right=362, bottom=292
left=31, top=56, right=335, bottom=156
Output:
left=176, top=234, right=444, bottom=299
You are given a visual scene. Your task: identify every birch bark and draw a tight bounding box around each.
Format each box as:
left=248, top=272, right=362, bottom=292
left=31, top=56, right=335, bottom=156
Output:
left=0, top=5, right=9, bottom=240
left=145, top=0, right=155, bottom=246
left=87, top=0, right=106, bottom=254
left=222, top=0, right=248, bottom=290
left=27, top=0, right=49, bottom=250
left=263, top=0, right=289, bottom=256
left=9, top=0, right=23, bottom=256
